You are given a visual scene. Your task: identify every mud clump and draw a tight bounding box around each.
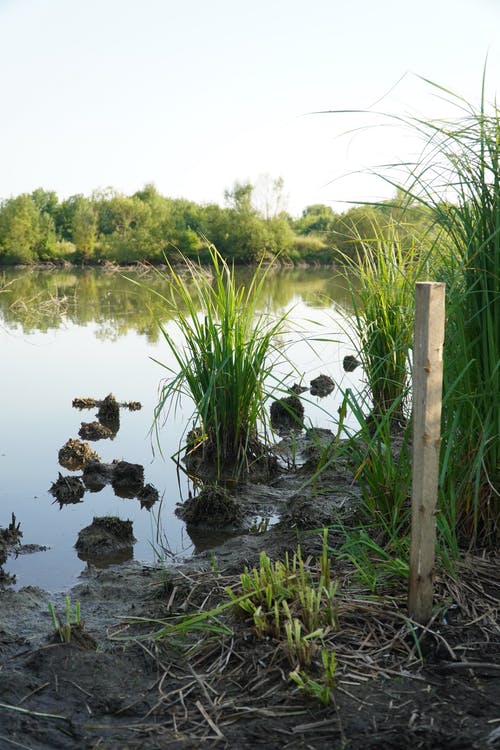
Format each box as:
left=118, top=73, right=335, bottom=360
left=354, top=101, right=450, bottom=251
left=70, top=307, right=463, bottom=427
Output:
left=0, top=514, right=23, bottom=584
left=78, top=421, right=114, bottom=441
left=0, top=514, right=22, bottom=567
left=49, top=623, right=98, bottom=651
left=58, top=438, right=100, bottom=470
left=126, top=401, right=142, bottom=411
left=343, top=354, right=361, bottom=372
left=177, top=485, right=243, bottom=527
left=72, top=397, right=98, bottom=409
left=184, top=430, right=278, bottom=482
left=310, top=373, right=335, bottom=397
left=111, top=461, right=144, bottom=498
left=73, top=395, right=142, bottom=412
left=75, top=516, right=135, bottom=562
left=270, top=384, right=306, bottom=433
left=49, top=474, right=85, bottom=506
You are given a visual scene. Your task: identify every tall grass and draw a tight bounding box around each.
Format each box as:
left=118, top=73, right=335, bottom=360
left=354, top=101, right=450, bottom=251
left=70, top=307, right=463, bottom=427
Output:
left=328, top=76, right=500, bottom=549
left=397, top=78, right=500, bottom=546
left=340, top=220, right=430, bottom=423
left=143, top=246, right=289, bottom=479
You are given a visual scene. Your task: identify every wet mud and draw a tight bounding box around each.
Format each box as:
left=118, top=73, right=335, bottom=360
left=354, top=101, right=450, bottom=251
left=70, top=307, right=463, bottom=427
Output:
left=1, top=395, right=499, bottom=749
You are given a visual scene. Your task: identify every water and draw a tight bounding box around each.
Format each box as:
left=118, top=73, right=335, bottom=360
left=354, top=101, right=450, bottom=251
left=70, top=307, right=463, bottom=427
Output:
left=0, top=267, right=363, bottom=591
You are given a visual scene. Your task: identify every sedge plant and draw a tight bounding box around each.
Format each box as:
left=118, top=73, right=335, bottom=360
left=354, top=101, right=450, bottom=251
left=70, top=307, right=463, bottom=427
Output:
left=378, top=74, right=500, bottom=546
left=48, top=596, right=81, bottom=644
left=326, top=72, right=499, bottom=551
left=140, top=245, right=290, bottom=480
left=339, top=219, right=430, bottom=425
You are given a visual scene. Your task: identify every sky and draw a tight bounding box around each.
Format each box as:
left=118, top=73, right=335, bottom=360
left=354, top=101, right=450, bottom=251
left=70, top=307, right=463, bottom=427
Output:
left=0, top=0, right=498, bottom=216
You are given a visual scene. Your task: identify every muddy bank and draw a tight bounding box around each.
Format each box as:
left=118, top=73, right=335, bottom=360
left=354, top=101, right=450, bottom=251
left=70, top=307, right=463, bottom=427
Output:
left=1, top=432, right=499, bottom=749
left=1, top=545, right=499, bottom=750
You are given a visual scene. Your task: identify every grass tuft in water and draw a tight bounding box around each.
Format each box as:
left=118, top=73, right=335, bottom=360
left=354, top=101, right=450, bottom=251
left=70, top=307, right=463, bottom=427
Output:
left=139, top=245, right=290, bottom=480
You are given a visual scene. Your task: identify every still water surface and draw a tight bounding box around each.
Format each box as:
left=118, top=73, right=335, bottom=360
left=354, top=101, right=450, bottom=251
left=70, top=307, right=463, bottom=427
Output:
left=0, top=267, right=363, bottom=591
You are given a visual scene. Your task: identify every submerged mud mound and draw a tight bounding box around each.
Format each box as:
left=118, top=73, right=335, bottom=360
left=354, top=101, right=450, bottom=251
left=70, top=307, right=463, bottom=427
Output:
left=75, top=516, right=135, bottom=564
left=82, top=461, right=116, bottom=492
left=137, top=483, right=160, bottom=509
left=111, top=461, right=145, bottom=498
left=80, top=460, right=159, bottom=507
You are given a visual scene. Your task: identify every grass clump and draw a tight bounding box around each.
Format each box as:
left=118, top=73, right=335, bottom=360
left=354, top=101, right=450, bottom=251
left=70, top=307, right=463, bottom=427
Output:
left=340, top=220, right=430, bottom=424
left=144, top=245, right=288, bottom=480
left=390, top=75, right=500, bottom=546
left=226, top=531, right=338, bottom=703
left=326, top=73, right=500, bottom=558
left=48, top=596, right=81, bottom=644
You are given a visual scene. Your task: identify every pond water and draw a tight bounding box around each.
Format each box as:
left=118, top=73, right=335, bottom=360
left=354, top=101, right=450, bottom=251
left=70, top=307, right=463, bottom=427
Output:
left=0, top=266, right=364, bottom=592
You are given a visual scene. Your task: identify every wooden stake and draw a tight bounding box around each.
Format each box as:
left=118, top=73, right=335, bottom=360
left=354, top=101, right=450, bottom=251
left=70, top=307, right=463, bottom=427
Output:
left=408, top=282, right=445, bottom=624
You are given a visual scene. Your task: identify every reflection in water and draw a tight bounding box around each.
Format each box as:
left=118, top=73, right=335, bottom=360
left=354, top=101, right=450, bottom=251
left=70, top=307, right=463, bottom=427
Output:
left=1, top=266, right=363, bottom=591
left=0, top=266, right=354, bottom=339
left=77, top=547, right=134, bottom=569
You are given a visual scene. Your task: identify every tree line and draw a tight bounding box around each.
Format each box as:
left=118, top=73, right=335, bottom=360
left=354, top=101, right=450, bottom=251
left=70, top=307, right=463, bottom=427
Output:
left=0, top=181, right=436, bottom=266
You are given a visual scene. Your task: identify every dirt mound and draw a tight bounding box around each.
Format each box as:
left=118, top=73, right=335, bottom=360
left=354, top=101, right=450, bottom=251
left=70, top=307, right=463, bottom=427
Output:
left=310, top=373, right=335, bottom=397
left=49, top=473, right=85, bottom=505
left=75, top=516, right=135, bottom=563
left=58, top=438, right=100, bottom=470
left=176, top=485, right=243, bottom=526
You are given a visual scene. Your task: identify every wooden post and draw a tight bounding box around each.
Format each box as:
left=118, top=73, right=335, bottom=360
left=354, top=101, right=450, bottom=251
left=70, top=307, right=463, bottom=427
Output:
left=408, top=282, right=445, bottom=624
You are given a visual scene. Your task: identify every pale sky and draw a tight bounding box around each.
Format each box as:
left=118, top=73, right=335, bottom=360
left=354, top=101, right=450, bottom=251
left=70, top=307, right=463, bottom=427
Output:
left=0, top=0, right=498, bottom=216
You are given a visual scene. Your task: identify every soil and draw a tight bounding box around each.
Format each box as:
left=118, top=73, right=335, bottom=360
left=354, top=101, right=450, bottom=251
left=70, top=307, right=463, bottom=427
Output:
left=310, top=374, right=335, bottom=397
left=75, top=516, right=136, bottom=564
left=270, top=385, right=306, bottom=433
left=58, top=439, right=100, bottom=471
left=49, top=474, right=85, bottom=507
left=1, top=434, right=499, bottom=750
left=342, top=356, right=361, bottom=373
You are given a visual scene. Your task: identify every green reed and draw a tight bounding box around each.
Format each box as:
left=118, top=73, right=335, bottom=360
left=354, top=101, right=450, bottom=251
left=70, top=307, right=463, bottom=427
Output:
left=144, top=245, right=289, bottom=479
left=398, top=76, right=500, bottom=546
left=340, top=220, right=429, bottom=422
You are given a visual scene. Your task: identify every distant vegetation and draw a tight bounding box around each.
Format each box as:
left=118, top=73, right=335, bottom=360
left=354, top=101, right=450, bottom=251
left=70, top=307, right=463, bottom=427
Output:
left=0, top=180, right=436, bottom=266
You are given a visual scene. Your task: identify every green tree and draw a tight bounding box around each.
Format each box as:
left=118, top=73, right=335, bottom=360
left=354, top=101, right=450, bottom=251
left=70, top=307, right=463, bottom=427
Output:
left=71, top=197, right=98, bottom=261
left=294, top=204, right=337, bottom=235
left=0, top=195, right=43, bottom=263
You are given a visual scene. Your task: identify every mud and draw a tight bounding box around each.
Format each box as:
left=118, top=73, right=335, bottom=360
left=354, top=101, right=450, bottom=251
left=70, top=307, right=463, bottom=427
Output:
left=75, top=516, right=136, bottom=564
left=58, top=438, right=100, bottom=470
left=1, top=434, right=499, bottom=749
left=72, top=394, right=142, bottom=412
left=270, top=384, right=306, bottom=432
left=176, top=484, right=244, bottom=526
left=48, top=473, right=85, bottom=506
left=111, top=461, right=145, bottom=498
left=310, top=373, right=335, bottom=397
left=343, top=354, right=361, bottom=372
